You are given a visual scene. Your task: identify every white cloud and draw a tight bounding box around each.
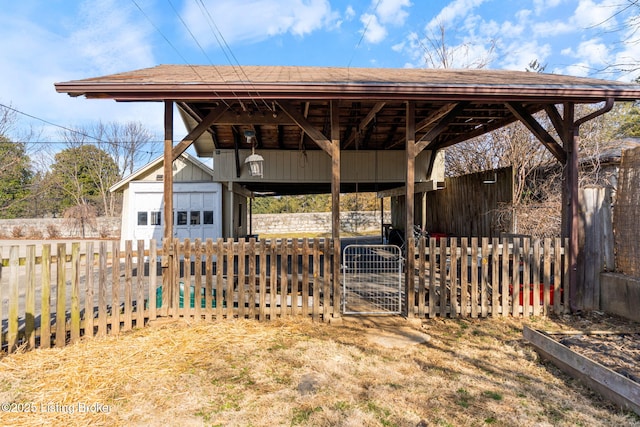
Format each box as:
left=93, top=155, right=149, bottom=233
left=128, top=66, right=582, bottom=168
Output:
left=182, top=0, right=338, bottom=46
left=356, top=0, right=412, bottom=45
left=498, top=40, right=552, bottom=71
left=376, top=0, right=412, bottom=25
left=572, top=0, right=619, bottom=30
left=361, top=13, right=387, bottom=44
left=425, top=0, right=487, bottom=33
left=345, top=5, right=356, bottom=20
left=70, top=0, right=155, bottom=74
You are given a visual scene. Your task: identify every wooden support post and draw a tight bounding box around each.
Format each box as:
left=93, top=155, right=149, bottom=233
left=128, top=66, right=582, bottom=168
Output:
left=330, top=100, right=341, bottom=318
left=561, top=102, right=579, bottom=312
left=163, top=101, right=174, bottom=314
left=405, top=101, right=416, bottom=316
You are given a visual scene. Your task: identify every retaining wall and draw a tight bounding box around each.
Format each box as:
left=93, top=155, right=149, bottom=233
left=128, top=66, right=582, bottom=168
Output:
left=600, top=273, right=640, bottom=322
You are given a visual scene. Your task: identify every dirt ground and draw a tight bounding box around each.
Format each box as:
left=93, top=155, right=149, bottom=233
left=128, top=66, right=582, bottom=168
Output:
left=0, top=313, right=639, bottom=427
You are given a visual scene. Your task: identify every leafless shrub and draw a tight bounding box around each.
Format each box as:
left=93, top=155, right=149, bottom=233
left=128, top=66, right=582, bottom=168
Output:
left=26, top=227, right=44, bottom=239
left=63, top=202, right=97, bottom=238
left=46, top=224, right=61, bottom=239
left=11, top=226, right=24, bottom=238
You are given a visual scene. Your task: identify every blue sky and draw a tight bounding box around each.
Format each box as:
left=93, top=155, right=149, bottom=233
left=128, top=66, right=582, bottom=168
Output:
left=2, top=0, right=639, bottom=153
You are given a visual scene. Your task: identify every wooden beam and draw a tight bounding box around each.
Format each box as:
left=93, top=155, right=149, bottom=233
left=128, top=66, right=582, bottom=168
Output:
left=387, top=103, right=458, bottom=150
left=343, top=102, right=385, bottom=148
left=416, top=102, right=470, bottom=153
left=507, top=102, right=567, bottom=164
left=233, top=127, right=241, bottom=178
left=171, top=104, right=227, bottom=160
left=277, top=101, right=332, bottom=155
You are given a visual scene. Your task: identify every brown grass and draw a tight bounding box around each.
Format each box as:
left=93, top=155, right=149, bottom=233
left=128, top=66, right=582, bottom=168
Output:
left=0, top=316, right=638, bottom=427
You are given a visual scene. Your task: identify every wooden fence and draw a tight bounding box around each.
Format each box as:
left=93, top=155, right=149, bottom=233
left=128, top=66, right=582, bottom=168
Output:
left=1, top=237, right=567, bottom=353
left=406, top=236, right=568, bottom=318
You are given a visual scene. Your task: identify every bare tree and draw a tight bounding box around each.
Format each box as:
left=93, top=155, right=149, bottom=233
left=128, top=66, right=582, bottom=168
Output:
left=419, top=23, right=496, bottom=69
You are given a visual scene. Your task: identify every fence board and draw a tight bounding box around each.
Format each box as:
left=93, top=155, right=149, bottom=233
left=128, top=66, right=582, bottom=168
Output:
left=501, top=239, right=509, bottom=317
left=225, top=239, right=234, bottom=318
left=269, top=240, right=278, bottom=320
left=291, top=239, right=298, bottom=316
left=70, top=243, right=81, bottom=344
left=280, top=239, right=288, bottom=318
left=194, top=239, right=202, bottom=320
left=85, top=242, right=95, bottom=338
left=111, top=241, right=121, bottom=335
left=41, top=244, right=51, bottom=349
left=25, top=245, right=36, bottom=349
left=149, top=240, right=158, bottom=321
left=323, top=239, right=331, bottom=320
left=9, top=246, right=19, bottom=352
left=204, top=239, right=213, bottom=320
left=532, top=239, right=541, bottom=316
left=470, top=238, right=479, bottom=318
left=259, top=240, right=267, bottom=321
left=428, top=238, right=437, bottom=318
left=136, top=240, right=145, bottom=327
left=237, top=239, right=245, bottom=318
left=248, top=238, right=257, bottom=320
left=450, top=238, right=459, bottom=317
left=301, top=239, right=309, bottom=318
left=312, top=240, right=320, bottom=322
left=98, top=242, right=108, bottom=337
left=543, top=239, right=551, bottom=316
left=55, top=243, right=66, bottom=348
left=491, top=238, right=499, bottom=317
left=522, top=238, right=531, bottom=316
left=124, top=241, right=133, bottom=331
left=481, top=238, right=489, bottom=318
left=511, top=238, right=520, bottom=317
left=439, top=237, right=447, bottom=317
left=460, top=238, right=469, bottom=317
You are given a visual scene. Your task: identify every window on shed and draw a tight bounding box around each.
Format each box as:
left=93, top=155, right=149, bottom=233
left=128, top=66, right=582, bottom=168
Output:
left=150, top=211, right=161, bottom=225
left=177, top=211, right=188, bottom=225
left=137, top=211, right=148, bottom=226
left=190, top=211, right=201, bottom=225
left=203, top=210, right=214, bottom=224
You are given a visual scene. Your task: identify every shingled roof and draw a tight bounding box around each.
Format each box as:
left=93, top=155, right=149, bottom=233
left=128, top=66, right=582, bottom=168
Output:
left=55, top=65, right=640, bottom=157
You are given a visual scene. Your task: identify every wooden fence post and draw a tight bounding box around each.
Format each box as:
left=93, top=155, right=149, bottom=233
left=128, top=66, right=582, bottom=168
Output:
left=55, top=243, right=66, bottom=348
left=41, top=244, right=51, bottom=349
left=25, top=245, right=36, bottom=349
left=8, top=246, right=19, bottom=352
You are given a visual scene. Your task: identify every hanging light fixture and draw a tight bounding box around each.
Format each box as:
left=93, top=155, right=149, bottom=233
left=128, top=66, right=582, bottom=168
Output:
left=244, top=130, right=264, bottom=177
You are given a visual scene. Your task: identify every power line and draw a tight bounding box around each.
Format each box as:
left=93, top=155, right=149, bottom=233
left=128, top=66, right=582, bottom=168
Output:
left=130, top=0, right=232, bottom=109
left=0, top=102, right=105, bottom=142
left=0, top=103, right=162, bottom=156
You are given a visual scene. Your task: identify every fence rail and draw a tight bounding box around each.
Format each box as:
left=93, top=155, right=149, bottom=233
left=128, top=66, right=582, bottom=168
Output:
left=1, top=236, right=568, bottom=353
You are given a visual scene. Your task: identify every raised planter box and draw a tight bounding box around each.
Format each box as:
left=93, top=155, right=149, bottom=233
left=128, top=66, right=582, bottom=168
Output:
left=523, top=325, right=640, bottom=416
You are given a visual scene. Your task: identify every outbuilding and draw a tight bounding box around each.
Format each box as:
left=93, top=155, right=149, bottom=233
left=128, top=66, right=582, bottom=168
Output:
left=110, top=152, right=251, bottom=246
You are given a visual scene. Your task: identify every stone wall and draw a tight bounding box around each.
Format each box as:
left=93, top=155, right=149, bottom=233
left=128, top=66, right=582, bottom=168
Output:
left=0, top=211, right=390, bottom=240
left=251, top=211, right=391, bottom=235
left=0, top=217, right=120, bottom=239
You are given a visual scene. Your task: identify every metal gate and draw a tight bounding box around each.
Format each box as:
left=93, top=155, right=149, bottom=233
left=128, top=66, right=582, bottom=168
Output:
left=342, top=244, right=403, bottom=315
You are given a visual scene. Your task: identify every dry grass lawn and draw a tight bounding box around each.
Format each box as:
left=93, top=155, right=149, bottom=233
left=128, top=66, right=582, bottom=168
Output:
left=0, top=315, right=639, bottom=427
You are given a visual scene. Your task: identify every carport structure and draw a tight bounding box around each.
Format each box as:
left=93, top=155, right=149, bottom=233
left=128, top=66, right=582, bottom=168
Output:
left=56, top=65, right=640, bottom=313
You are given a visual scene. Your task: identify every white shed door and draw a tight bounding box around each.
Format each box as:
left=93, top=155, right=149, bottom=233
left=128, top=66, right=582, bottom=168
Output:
left=132, top=185, right=221, bottom=243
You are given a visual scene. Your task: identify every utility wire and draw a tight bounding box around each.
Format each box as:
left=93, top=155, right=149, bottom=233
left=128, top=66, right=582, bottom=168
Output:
left=194, top=0, right=274, bottom=112
left=0, top=103, right=162, bottom=156
left=130, top=0, right=232, bottom=109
